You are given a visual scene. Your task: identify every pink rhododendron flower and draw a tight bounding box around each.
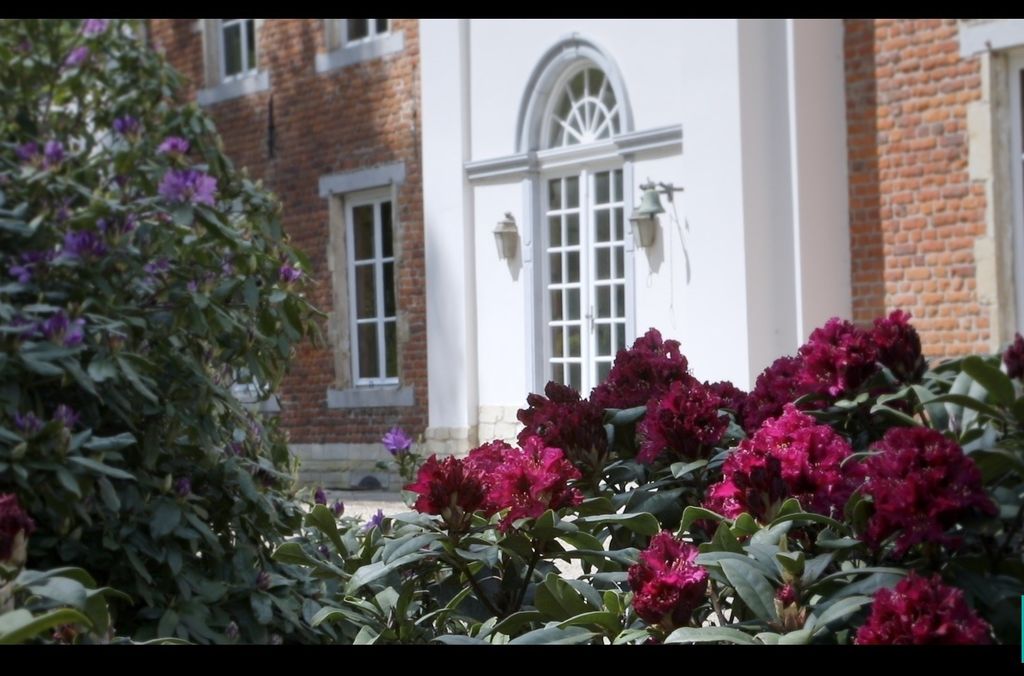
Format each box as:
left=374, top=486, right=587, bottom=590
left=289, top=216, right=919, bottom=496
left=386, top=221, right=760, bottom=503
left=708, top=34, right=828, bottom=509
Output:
left=855, top=572, right=991, bottom=644
left=1003, top=332, right=1024, bottom=380
left=797, top=317, right=879, bottom=399
left=638, top=379, right=727, bottom=463
left=488, top=437, right=582, bottom=531
left=628, top=531, right=707, bottom=628
left=590, top=328, right=693, bottom=410
left=871, top=310, right=926, bottom=383
left=739, top=355, right=811, bottom=434
left=860, top=427, right=996, bottom=558
left=405, top=454, right=490, bottom=532
left=0, top=493, right=35, bottom=563
left=517, top=381, right=607, bottom=471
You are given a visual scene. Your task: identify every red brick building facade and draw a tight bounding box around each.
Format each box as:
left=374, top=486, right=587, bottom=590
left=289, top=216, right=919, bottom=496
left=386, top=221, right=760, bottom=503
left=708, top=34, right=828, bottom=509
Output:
left=147, top=20, right=427, bottom=486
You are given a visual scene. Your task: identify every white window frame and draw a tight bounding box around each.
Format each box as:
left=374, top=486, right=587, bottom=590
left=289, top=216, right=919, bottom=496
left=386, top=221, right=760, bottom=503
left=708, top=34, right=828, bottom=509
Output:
left=197, top=19, right=269, bottom=107
left=541, top=163, right=628, bottom=394
left=316, top=19, right=404, bottom=74
left=219, top=18, right=258, bottom=83
left=345, top=189, right=399, bottom=387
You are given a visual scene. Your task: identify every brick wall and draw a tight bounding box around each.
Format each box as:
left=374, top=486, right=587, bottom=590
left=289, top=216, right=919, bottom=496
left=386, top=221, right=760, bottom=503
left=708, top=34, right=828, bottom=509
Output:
left=147, top=20, right=428, bottom=452
left=845, top=19, right=989, bottom=358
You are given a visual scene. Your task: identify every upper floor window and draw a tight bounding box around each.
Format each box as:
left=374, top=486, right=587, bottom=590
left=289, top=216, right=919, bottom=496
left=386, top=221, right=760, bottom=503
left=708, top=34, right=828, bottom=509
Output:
left=546, top=67, right=621, bottom=148
left=317, top=19, right=404, bottom=74
left=345, top=19, right=390, bottom=45
left=220, top=19, right=257, bottom=80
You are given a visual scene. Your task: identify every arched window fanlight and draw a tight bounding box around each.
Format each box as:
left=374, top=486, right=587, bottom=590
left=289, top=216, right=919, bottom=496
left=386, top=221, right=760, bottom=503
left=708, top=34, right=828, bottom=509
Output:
left=546, top=66, right=620, bottom=148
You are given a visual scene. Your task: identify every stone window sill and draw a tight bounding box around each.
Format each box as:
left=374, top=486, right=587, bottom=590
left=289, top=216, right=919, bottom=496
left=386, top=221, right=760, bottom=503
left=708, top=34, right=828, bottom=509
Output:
left=197, top=70, right=270, bottom=107
left=315, top=32, right=404, bottom=74
left=326, top=385, right=414, bottom=409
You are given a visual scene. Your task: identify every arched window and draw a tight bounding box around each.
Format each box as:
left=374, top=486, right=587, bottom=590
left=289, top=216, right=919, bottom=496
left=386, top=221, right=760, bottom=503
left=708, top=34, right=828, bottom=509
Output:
left=532, top=55, right=631, bottom=393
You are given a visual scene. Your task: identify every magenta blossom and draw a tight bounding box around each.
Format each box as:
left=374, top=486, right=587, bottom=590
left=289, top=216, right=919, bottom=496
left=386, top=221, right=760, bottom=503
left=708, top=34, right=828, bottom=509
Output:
left=796, top=317, right=878, bottom=399
left=871, top=310, right=926, bottom=383
left=739, top=355, right=811, bottom=434
left=590, top=328, right=694, bottom=410
left=406, top=454, right=490, bottom=531
left=157, top=136, right=190, bottom=156
left=381, top=426, right=412, bottom=456
left=517, top=381, right=608, bottom=472
left=158, top=169, right=217, bottom=207
left=855, top=573, right=991, bottom=644
left=1004, top=333, right=1024, bottom=380
left=0, top=493, right=36, bottom=563
left=628, top=532, right=708, bottom=629
left=487, top=437, right=583, bottom=531
left=638, top=379, right=727, bottom=463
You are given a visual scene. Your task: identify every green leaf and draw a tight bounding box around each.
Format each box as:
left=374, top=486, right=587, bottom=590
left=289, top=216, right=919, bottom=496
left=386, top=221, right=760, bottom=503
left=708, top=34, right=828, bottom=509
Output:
left=775, top=551, right=805, bottom=577
left=87, top=358, right=118, bottom=382
left=710, top=522, right=744, bottom=554
left=930, top=393, right=1005, bottom=422
left=67, top=456, right=136, bottom=481
left=150, top=501, right=181, bottom=539
left=382, top=532, right=444, bottom=565
left=97, top=477, right=121, bottom=512
left=719, top=558, right=777, bottom=622
left=250, top=593, right=273, bottom=625
left=680, top=506, right=726, bottom=533
left=82, top=432, right=137, bottom=453
left=574, top=511, right=660, bottom=535
left=345, top=553, right=421, bottom=594
left=811, top=595, right=872, bottom=633
left=962, top=355, right=1015, bottom=406
left=0, top=608, right=92, bottom=644
left=535, top=574, right=593, bottom=620
left=664, top=626, right=757, bottom=645
left=557, top=610, right=621, bottom=633
left=670, top=459, right=707, bottom=478
left=304, top=504, right=345, bottom=553
left=769, top=511, right=846, bottom=532
left=157, top=609, right=179, bottom=638
left=26, top=576, right=88, bottom=608
left=607, top=406, right=647, bottom=426
left=508, top=625, right=596, bottom=645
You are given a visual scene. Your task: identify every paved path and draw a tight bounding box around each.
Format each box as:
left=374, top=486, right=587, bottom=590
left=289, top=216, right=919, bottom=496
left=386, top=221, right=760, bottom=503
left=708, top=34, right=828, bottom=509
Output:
left=325, top=489, right=408, bottom=521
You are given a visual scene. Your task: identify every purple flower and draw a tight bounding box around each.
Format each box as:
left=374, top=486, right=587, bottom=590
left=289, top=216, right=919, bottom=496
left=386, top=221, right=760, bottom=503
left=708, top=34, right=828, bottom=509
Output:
left=112, top=115, right=140, bottom=136
left=41, top=311, right=86, bottom=347
left=174, top=478, right=192, bottom=497
left=157, top=136, right=190, bottom=156
left=186, top=280, right=199, bottom=293
left=64, top=46, right=90, bottom=68
left=15, top=141, right=38, bottom=163
left=227, top=441, right=245, bottom=456
left=224, top=622, right=239, bottom=641
left=81, top=19, right=110, bottom=36
left=278, top=264, right=301, bottom=283
left=221, top=258, right=235, bottom=276
left=43, top=140, right=64, bottom=168
left=144, top=258, right=171, bottom=276
left=158, top=169, right=217, bottom=207
left=13, top=412, right=42, bottom=435
left=381, top=426, right=413, bottom=457
left=8, top=250, right=53, bottom=284
left=363, top=509, right=386, bottom=532
left=314, top=487, right=327, bottom=505
left=331, top=500, right=345, bottom=517
left=53, top=405, right=79, bottom=430
left=63, top=230, right=108, bottom=259
left=98, top=215, right=137, bottom=236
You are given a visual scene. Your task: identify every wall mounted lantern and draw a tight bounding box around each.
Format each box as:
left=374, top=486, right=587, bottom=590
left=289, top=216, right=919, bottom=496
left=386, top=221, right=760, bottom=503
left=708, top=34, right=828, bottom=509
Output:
left=494, top=212, right=519, bottom=260
left=629, top=180, right=684, bottom=248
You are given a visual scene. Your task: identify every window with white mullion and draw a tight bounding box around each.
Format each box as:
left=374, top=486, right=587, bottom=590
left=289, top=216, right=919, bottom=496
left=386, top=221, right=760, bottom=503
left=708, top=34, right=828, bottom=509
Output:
left=346, top=19, right=390, bottom=45
left=348, top=197, right=397, bottom=386
left=220, top=19, right=256, bottom=82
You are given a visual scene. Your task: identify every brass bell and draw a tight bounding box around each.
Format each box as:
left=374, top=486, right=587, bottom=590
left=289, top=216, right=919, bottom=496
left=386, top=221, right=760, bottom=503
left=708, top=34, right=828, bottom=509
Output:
left=635, top=186, right=665, bottom=217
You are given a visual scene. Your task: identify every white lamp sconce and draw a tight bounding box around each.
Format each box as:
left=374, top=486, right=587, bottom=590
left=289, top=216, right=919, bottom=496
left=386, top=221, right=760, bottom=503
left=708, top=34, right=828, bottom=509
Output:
left=629, top=180, right=684, bottom=248
left=494, top=212, right=519, bottom=260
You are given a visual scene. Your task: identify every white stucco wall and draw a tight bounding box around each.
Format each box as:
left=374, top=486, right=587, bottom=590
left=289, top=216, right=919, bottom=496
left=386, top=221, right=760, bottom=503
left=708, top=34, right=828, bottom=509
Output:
left=420, top=19, right=850, bottom=437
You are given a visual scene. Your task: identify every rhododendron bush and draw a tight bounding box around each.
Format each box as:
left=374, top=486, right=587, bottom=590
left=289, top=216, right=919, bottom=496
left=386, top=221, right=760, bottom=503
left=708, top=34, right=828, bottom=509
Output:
left=283, top=311, right=1023, bottom=645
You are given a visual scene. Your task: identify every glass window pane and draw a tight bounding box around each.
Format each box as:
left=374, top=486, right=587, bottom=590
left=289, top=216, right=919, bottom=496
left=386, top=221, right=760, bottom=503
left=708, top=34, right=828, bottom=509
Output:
left=549, top=216, right=561, bottom=247
left=566, top=251, right=579, bottom=283
left=595, top=172, right=610, bottom=205
left=566, top=176, right=579, bottom=209
left=597, top=324, right=611, bottom=356
left=614, top=246, right=624, bottom=280
left=245, top=19, right=256, bottom=71
left=549, top=252, right=562, bottom=281
left=590, top=69, right=605, bottom=97
left=352, top=205, right=375, bottom=260
left=597, top=360, right=611, bottom=384
left=552, top=362, right=564, bottom=384
left=595, top=210, right=610, bottom=243
left=612, top=208, right=623, bottom=241
left=358, top=323, right=379, bottom=379
left=550, top=290, right=563, bottom=321
left=383, top=262, right=395, bottom=316
left=375, top=19, right=389, bottom=33
left=355, top=265, right=376, bottom=319
left=596, top=248, right=610, bottom=280
left=348, top=19, right=369, bottom=41
left=223, top=23, right=242, bottom=76
left=566, top=213, right=579, bottom=245
left=596, top=286, right=611, bottom=318
left=568, top=326, right=581, bottom=357
left=384, top=321, right=397, bottom=378
left=548, top=179, right=561, bottom=210
left=381, top=201, right=393, bottom=257
left=616, top=323, right=626, bottom=354
left=570, top=71, right=585, bottom=101
left=568, top=363, right=581, bottom=391
left=552, top=326, right=564, bottom=358
left=615, top=284, right=625, bottom=319
left=613, top=169, right=623, bottom=201
left=566, top=288, right=580, bottom=320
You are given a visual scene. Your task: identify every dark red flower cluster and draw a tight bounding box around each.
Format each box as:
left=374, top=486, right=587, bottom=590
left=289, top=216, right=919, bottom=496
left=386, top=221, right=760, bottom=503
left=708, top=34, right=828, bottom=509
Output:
left=517, top=381, right=608, bottom=470
left=0, top=493, right=35, bottom=562
left=704, top=404, right=860, bottom=521
left=1003, top=332, right=1024, bottom=380
left=859, top=427, right=996, bottom=558
left=797, top=317, right=878, bottom=399
left=628, top=531, right=708, bottom=628
left=855, top=572, right=992, bottom=644
left=488, top=437, right=583, bottom=531
left=872, top=310, right=926, bottom=383
left=707, top=380, right=747, bottom=413
left=637, top=380, right=728, bottom=463
left=739, top=355, right=810, bottom=434
left=405, top=438, right=582, bottom=532
left=590, top=328, right=694, bottom=410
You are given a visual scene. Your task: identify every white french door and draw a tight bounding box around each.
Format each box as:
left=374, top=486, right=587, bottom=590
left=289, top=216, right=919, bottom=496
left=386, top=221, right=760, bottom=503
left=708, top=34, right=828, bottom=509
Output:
left=543, top=167, right=628, bottom=394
